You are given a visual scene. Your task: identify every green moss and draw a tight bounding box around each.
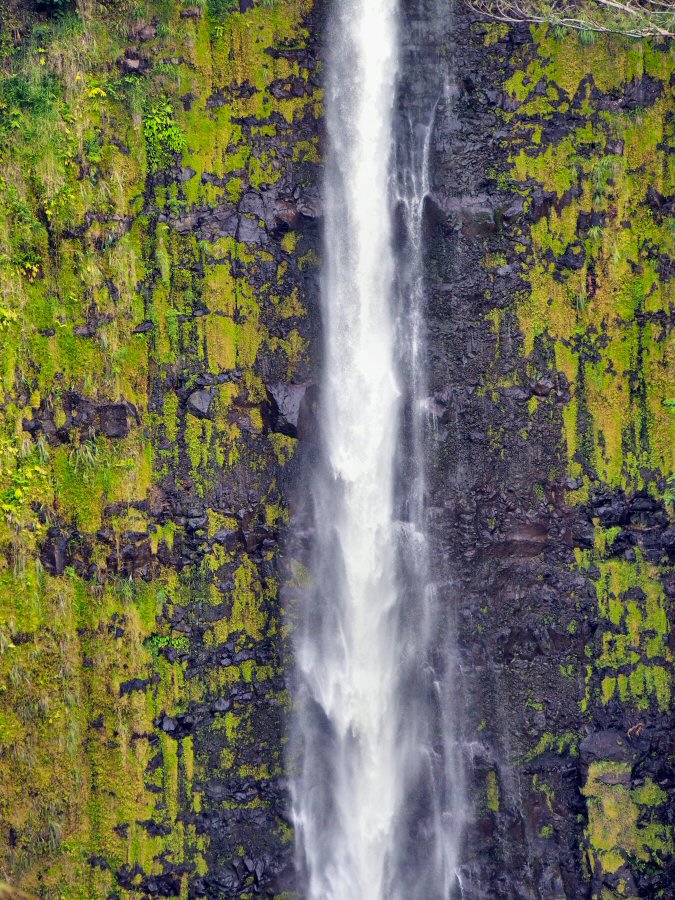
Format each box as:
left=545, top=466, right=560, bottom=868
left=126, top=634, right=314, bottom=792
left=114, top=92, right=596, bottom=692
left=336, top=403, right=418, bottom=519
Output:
left=533, top=774, right=555, bottom=812
left=583, top=761, right=673, bottom=878
left=525, top=730, right=580, bottom=762
left=502, top=32, right=673, bottom=494
left=0, top=0, right=318, bottom=891
left=588, top=552, right=672, bottom=712
left=229, top=557, right=267, bottom=640
left=269, top=432, right=297, bottom=466
left=486, top=769, right=500, bottom=812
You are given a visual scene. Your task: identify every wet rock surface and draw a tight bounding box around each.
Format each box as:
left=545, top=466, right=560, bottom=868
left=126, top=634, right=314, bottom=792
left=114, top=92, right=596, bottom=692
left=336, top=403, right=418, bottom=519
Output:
left=416, top=5, right=673, bottom=897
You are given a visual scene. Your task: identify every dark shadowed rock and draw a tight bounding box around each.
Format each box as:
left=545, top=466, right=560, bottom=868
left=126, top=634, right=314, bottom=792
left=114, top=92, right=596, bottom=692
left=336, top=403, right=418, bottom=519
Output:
left=178, top=166, right=196, bottom=183
left=212, top=528, right=241, bottom=551
left=40, top=529, right=70, bottom=576
left=556, top=242, right=586, bottom=271
left=579, top=730, right=632, bottom=769
left=266, top=382, right=308, bottom=437
left=99, top=404, right=129, bottom=438
left=120, top=677, right=151, bottom=696
left=486, top=523, right=548, bottom=559
left=237, top=214, right=264, bottom=245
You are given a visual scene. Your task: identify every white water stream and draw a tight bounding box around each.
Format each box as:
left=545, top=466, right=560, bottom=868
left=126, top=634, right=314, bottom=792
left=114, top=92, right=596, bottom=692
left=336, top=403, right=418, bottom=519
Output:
left=292, top=1, right=461, bottom=897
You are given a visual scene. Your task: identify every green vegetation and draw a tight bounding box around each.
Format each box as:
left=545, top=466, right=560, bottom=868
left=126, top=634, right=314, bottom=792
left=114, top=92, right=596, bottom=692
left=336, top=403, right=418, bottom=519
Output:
left=525, top=730, right=580, bottom=761
left=486, top=769, right=500, bottom=812
left=583, top=762, right=672, bottom=876
left=578, top=546, right=672, bottom=713
left=145, top=633, right=190, bottom=655
left=143, top=100, right=186, bottom=172
left=469, top=1, right=675, bottom=39
left=0, top=0, right=318, bottom=893
left=484, top=21, right=673, bottom=892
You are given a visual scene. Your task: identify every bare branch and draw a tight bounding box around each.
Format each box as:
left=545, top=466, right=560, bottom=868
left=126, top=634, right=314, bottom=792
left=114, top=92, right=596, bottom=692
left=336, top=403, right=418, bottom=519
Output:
left=466, top=0, right=675, bottom=38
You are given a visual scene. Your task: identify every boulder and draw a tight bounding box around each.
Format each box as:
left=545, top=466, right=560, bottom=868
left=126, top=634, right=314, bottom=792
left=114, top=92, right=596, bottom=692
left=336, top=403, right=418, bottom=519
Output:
left=266, top=381, right=309, bottom=437
left=187, top=389, right=213, bottom=419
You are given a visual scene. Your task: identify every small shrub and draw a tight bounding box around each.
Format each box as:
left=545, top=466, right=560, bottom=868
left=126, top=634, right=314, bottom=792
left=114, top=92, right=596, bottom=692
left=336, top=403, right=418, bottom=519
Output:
left=666, top=474, right=675, bottom=505
left=82, top=128, right=103, bottom=164
left=145, top=633, right=190, bottom=655
left=575, top=290, right=588, bottom=313
left=207, top=0, right=239, bottom=22
left=143, top=100, right=186, bottom=172
left=0, top=72, right=60, bottom=118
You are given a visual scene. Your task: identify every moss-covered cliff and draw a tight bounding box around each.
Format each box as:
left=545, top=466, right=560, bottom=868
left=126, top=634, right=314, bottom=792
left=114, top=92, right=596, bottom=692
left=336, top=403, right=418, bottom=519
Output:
left=0, top=0, right=320, bottom=896
left=424, top=8, right=673, bottom=897
left=0, top=0, right=672, bottom=898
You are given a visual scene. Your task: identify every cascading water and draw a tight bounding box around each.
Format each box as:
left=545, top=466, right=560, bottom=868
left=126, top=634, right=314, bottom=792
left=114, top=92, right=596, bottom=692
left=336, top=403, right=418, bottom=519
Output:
left=388, top=1, right=464, bottom=896
left=291, top=0, right=462, bottom=897
left=291, top=0, right=400, bottom=894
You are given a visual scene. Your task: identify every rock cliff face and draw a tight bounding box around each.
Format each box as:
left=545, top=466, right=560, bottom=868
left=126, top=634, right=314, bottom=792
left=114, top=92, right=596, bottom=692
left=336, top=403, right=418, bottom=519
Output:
left=421, top=5, right=673, bottom=897
left=0, top=0, right=671, bottom=898
left=0, top=0, right=321, bottom=895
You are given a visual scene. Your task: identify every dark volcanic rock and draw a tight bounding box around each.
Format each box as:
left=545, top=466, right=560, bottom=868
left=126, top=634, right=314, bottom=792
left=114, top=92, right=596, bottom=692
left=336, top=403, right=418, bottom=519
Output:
left=187, top=389, right=214, bottom=418
left=99, top=403, right=129, bottom=438
left=266, top=382, right=309, bottom=437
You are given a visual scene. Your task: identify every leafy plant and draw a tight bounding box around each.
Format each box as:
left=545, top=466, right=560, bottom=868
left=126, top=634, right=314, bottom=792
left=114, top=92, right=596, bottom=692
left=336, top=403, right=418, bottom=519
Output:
left=116, top=577, right=135, bottom=601
left=575, top=289, right=588, bottom=313
left=165, top=196, right=186, bottom=216
left=35, top=434, right=50, bottom=464
left=145, top=633, right=190, bottom=655
left=666, top=474, right=675, bottom=505
left=82, top=128, right=103, bottom=164
left=11, top=249, right=41, bottom=282
left=142, top=100, right=186, bottom=172
left=0, top=461, right=48, bottom=516
left=0, top=103, right=24, bottom=135
left=0, top=72, right=60, bottom=117
left=591, top=155, right=621, bottom=205
left=0, top=306, right=17, bottom=331
left=207, top=0, right=239, bottom=27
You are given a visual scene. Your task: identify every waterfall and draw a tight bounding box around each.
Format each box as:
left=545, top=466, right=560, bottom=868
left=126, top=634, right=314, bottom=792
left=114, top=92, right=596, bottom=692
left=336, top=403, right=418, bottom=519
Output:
left=291, top=0, right=462, bottom=897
